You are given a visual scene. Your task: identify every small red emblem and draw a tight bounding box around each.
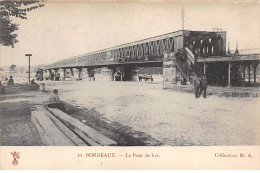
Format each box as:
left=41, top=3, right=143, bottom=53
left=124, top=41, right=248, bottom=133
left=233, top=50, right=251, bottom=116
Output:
left=10, top=152, right=20, bottom=166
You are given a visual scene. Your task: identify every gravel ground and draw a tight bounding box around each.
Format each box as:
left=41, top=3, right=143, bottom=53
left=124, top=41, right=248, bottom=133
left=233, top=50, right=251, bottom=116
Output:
left=46, top=80, right=260, bottom=146
left=1, top=80, right=259, bottom=146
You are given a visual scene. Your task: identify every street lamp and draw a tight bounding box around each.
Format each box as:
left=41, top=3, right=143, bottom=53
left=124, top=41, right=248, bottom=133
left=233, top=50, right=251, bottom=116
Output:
left=25, top=54, right=32, bottom=83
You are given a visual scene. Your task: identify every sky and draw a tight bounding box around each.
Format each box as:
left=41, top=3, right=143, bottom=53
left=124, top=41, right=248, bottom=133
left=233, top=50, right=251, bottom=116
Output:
left=0, top=1, right=259, bottom=66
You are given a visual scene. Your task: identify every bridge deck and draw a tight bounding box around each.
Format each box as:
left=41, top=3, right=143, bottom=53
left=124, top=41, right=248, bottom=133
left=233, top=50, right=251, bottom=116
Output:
left=46, top=60, right=163, bottom=69
left=196, top=54, right=260, bottom=63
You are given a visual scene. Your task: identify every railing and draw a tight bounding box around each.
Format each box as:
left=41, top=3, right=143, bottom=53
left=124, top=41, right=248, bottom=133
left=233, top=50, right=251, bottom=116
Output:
left=45, top=55, right=164, bottom=69
left=227, top=48, right=260, bottom=56
left=184, top=47, right=195, bottom=64
left=173, top=55, right=189, bottom=80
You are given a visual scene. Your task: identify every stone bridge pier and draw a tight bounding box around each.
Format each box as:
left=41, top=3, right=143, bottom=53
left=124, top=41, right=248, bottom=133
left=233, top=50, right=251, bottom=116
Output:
left=87, top=68, right=95, bottom=81
left=46, top=69, right=51, bottom=80
left=54, top=69, right=60, bottom=81
left=47, top=66, right=144, bottom=82
left=59, top=68, right=65, bottom=81
left=70, top=68, right=83, bottom=81
left=50, top=69, right=57, bottom=81
left=78, top=68, right=83, bottom=80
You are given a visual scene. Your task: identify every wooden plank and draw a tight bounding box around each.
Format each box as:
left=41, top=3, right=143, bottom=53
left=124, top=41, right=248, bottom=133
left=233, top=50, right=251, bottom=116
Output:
left=73, top=128, right=100, bottom=146
left=31, top=111, right=53, bottom=146
left=47, top=108, right=117, bottom=146
left=47, top=113, right=89, bottom=146
left=34, top=105, right=99, bottom=146
left=35, top=106, right=88, bottom=146
left=31, top=111, right=75, bottom=146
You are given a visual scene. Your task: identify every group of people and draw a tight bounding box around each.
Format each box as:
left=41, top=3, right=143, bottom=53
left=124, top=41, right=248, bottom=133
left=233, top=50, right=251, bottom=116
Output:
left=0, top=76, right=14, bottom=87
left=1, top=76, right=39, bottom=85
left=114, top=71, right=123, bottom=81
left=0, top=76, right=39, bottom=95
left=193, top=75, right=208, bottom=98
left=36, top=69, right=44, bottom=81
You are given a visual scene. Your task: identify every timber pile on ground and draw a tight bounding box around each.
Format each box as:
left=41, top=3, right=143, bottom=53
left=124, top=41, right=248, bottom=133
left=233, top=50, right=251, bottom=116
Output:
left=31, top=105, right=117, bottom=146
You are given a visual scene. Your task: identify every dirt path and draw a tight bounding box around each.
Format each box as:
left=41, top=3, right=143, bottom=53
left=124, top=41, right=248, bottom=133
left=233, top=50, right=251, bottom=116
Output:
left=64, top=102, right=160, bottom=146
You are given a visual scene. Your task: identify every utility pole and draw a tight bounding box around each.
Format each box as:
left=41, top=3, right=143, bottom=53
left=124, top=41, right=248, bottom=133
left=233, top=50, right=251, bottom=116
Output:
left=114, top=33, right=117, bottom=46
left=25, top=54, right=32, bottom=83
left=182, top=6, right=184, bottom=30
left=235, top=41, right=239, bottom=54
left=227, top=42, right=231, bottom=55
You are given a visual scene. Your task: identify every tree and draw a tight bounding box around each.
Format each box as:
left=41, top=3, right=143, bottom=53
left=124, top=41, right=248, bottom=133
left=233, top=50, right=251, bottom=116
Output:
left=19, top=66, right=25, bottom=73
left=0, top=16, right=19, bottom=47
left=0, top=1, right=44, bottom=47
left=10, top=64, right=16, bottom=72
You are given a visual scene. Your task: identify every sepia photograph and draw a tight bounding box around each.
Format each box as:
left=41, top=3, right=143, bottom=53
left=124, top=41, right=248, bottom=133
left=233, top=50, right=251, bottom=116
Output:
left=0, top=0, right=259, bottom=170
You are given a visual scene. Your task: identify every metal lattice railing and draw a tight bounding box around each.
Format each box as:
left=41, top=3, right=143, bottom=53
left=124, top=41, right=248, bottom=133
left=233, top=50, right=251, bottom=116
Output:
left=228, top=48, right=260, bottom=56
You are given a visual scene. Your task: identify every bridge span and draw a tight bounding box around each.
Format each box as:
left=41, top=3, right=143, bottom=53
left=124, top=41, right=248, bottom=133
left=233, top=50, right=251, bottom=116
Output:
left=40, top=29, right=260, bottom=87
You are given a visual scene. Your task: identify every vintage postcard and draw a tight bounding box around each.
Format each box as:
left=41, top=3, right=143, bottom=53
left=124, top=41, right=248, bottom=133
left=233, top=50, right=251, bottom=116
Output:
left=0, top=0, right=259, bottom=170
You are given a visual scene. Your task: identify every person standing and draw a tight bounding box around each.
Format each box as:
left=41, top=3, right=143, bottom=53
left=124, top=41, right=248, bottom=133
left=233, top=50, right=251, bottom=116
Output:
left=7, top=76, right=14, bottom=86
left=193, top=76, right=201, bottom=98
left=199, top=75, right=208, bottom=98
left=0, top=81, right=5, bottom=94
